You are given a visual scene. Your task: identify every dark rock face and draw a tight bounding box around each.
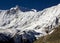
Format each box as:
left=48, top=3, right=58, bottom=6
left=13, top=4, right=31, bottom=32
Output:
left=14, top=35, right=31, bottom=43
left=0, top=34, right=33, bottom=43
left=0, top=32, right=37, bottom=43
left=13, top=33, right=36, bottom=43
left=0, top=33, right=14, bottom=43
left=0, top=30, right=40, bottom=43
left=55, top=17, right=59, bottom=25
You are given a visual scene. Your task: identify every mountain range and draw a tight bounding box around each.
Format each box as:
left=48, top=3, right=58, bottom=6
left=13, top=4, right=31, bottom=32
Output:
left=0, top=4, right=60, bottom=43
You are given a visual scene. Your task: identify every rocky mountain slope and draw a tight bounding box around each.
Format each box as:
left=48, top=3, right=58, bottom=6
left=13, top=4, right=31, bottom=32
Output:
left=0, top=4, right=60, bottom=43
left=34, top=25, right=60, bottom=43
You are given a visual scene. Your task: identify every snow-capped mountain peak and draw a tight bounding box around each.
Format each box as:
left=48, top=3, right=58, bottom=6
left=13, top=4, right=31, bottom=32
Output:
left=0, top=4, right=60, bottom=43
left=10, top=5, right=20, bottom=10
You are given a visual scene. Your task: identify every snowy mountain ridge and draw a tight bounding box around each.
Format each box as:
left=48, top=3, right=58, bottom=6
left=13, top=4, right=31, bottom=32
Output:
left=0, top=4, right=60, bottom=43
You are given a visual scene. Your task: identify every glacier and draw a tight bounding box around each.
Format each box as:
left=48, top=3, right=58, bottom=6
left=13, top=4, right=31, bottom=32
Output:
left=0, top=4, right=60, bottom=43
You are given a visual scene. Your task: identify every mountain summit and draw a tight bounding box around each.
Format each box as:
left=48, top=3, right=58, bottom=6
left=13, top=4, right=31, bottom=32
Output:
left=0, top=4, right=60, bottom=43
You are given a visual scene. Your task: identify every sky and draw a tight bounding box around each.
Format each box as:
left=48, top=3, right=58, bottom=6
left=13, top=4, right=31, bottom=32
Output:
left=0, top=0, right=60, bottom=11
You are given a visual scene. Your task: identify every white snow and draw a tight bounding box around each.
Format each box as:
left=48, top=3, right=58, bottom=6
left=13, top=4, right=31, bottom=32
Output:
left=0, top=4, right=60, bottom=39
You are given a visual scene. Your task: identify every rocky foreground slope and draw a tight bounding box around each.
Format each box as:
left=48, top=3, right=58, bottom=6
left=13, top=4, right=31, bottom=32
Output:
left=34, top=25, right=60, bottom=43
left=0, top=4, right=60, bottom=43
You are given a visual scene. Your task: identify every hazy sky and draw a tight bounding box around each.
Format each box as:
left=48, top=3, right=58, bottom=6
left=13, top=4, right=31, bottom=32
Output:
left=0, top=0, right=60, bottom=10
